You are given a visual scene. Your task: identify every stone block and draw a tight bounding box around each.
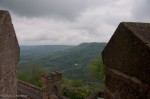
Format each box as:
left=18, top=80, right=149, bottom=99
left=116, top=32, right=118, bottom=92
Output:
left=102, top=22, right=150, bottom=99
left=0, top=10, right=19, bottom=98
left=102, top=22, right=150, bottom=83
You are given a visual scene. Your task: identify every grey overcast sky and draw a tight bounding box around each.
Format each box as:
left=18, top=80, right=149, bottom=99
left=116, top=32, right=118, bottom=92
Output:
left=0, top=0, right=150, bottom=45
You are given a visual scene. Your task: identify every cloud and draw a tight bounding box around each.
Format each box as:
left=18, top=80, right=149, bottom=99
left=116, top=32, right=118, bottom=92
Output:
left=132, top=0, right=150, bottom=22
left=13, top=15, right=103, bottom=45
left=0, top=0, right=150, bottom=45
left=0, top=0, right=108, bottom=20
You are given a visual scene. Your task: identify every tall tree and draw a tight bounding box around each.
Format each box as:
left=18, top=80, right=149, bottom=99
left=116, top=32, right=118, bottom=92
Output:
left=89, top=57, right=105, bottom=82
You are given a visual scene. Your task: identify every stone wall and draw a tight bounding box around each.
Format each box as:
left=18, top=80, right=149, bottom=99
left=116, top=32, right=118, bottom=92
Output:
left=0, top=10, right=19, bottom=98
left=17, top=72, right=63, bottom=99
left=42, top=72, right=62, bottom=99
left=17, top=80, right=43, bottom=99
left=102, top=22, right=150, bottom=99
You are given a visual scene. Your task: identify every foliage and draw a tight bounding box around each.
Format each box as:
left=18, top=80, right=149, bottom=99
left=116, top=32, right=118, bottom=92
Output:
left=87, top=57, right=105, bottom=93
left=18, top=65, right=104, bottom=99
left=18, top=68, right=102, bottom=99
left=61, top=78, right=84, bottom=87
left=88, top=57, right=105, bottom=82
left=61, top=78, right=99, bottom=99
left=19, top=43, right=106, bottom=81
left=18, top=65, right=49, bottom=87
left=18, top=43, right=107, bottom=98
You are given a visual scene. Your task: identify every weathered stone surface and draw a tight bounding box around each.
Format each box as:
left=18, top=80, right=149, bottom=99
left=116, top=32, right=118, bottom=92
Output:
left=0, top=10, right=19, bottom=98
left=42, top=72, right=62, bottom=99
left=102, top=22, right=150, bottom=99
left=105, top=68, right=149, bottom=99
left=102, top=22, right=150, bottom=84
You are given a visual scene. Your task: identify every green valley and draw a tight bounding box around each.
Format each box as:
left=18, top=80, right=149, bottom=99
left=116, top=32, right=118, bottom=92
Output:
left=18, top=42, right=106, bottom=81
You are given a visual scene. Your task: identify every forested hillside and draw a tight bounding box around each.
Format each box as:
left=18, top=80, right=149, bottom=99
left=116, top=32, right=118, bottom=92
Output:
left=19, top=42, right=106, bottom=81
left=20, top=45, right=74, bottom=66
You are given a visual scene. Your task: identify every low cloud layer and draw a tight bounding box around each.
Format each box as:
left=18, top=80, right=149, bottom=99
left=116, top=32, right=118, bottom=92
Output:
left=0, top=0, right=150, bottom=45
left=0, top=0, right=104, bottom=19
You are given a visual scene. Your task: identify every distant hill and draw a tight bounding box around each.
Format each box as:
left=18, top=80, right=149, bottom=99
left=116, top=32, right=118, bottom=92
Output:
left=20, top=45, right=74, bottom=66
left=19, top=42, right=106, bottom=81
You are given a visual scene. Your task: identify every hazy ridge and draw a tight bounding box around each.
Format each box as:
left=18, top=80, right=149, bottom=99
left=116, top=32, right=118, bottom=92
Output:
left=19, top=42, right=106, bottom=81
